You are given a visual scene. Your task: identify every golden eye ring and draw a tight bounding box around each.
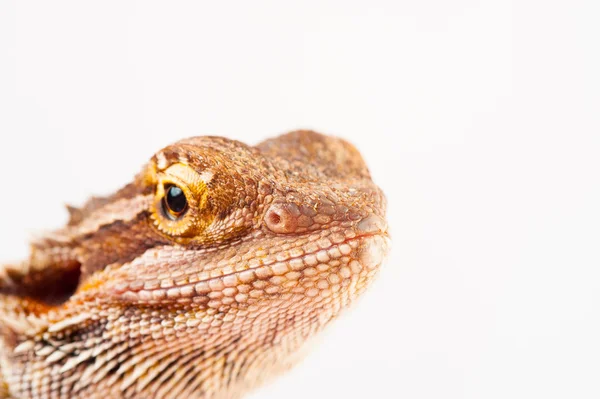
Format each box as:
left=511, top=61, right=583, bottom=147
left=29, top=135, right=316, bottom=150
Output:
left=149, top=162, right=211, bottom=239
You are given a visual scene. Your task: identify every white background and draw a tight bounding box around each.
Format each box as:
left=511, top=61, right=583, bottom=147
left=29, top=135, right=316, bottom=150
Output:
left=1, top=1, right=599, bottom=398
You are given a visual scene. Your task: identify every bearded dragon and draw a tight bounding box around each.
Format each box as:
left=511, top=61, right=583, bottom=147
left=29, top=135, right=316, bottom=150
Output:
left=0, top=131, right=389, bottom=399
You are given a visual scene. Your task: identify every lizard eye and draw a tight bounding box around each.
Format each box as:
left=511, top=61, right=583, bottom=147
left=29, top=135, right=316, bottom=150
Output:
left=150, top=163, right=210, bottom=238
left=162, top=184, right=188, bottom=219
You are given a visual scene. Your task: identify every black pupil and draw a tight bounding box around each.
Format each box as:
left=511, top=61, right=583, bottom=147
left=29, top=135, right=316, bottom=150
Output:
left=165, top=185, right=187, bottom=215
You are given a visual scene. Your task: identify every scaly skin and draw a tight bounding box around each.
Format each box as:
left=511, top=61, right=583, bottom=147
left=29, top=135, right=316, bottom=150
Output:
left=0, top=131, right=389, bottom=399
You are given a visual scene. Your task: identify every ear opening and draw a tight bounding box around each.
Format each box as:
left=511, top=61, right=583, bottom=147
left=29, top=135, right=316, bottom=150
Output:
left=1, top=260, right=82, bottom=306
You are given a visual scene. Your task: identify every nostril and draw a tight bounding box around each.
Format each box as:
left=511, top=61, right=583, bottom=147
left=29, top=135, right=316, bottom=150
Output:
left=268, top=212, right=282, bottom=225
left=264, top=203, right=300, bottom=234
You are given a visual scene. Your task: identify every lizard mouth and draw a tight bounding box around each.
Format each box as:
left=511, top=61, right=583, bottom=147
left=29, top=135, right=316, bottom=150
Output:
left=109, top=214, right=390, bottom=304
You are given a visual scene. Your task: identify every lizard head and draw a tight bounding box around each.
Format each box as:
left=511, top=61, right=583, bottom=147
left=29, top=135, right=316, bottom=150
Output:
left=0, top=131, right=389, bottom=398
